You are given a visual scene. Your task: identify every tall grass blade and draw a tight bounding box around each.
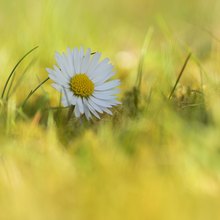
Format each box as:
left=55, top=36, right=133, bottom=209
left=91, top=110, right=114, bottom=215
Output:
left=7, top=59, right=36, bottom=100
left=5, top=71, right=16, bottom=101
left=135, top=27, right=154, bottom=89
left=1, top=46, right=39, bottom=100
left=21, top=77, right=49, bottom=108
left=168, top=53, right=191, bottom=100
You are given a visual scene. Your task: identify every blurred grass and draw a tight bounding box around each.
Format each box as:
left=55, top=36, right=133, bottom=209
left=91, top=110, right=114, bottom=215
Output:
left=1, top=0, right=220, bottom=219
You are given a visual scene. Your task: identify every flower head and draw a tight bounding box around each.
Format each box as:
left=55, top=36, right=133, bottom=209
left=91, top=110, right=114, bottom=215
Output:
left=46, top=47, right=120, bottom=120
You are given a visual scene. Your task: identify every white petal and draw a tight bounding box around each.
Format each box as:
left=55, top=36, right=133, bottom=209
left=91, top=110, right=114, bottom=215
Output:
left=55, top=52, right=70, bottom=75
left=53, top=65, right=70, bottom=81
left=111, top=100, right=121, bottom=105
left=77, top=97, right=84, bottom=114
left=70, top=95, right=77, bottom=105
left=84, top=105, right=92, bottom=120
left=62, top=97, right=69, bottom=107
left=93, top=89, right=119, bottom=96
left=61, top=52, right=73, bottom=76
left=65, top=48, right=75, bottom=76
left=48, top=73, right=69, bottom=88
left=93, top=58, right=110, bottom=73
left=87, top=98, right=103, bottom=113
left=79, top=47, right=84, bottom=56
left=51, top=83, right=63, bottom=92
left=93, top=93, right=116, bottom=100
left=79, top=47, right=84, bottom=69
left=95, top=80, right=120, bottom=90
left=92, top=64, right=113, bottom=80
left=74, top=104, right=81, bottom=118
left=81, top=48, right=91, bottom=73
left=82, top=98, right=92, bottom=120
left=73, top=48, right=80, bottom=73
left=90, top=96, right=121, bottom=107
left=62, top=89, right=75, bottom=106
left=46, top=67, right=69, bottom=86
left=62, top=91, right=72, bottom=107
left=93, top=71, right=115, bottom=85
left=87, top=52, right=101, bottom=77
left=102, top=107, right=113, bottom=115
left=87, top=104, right=100, bottom=119
left=107, top=99, right=121, bottom=105
left=89, top=96, right=111, bottom=108
left=83, top=98, right=100, bottom=119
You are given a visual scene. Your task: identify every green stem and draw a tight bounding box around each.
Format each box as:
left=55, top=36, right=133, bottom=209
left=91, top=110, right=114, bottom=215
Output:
left=1, top=46, right=39, bottom=99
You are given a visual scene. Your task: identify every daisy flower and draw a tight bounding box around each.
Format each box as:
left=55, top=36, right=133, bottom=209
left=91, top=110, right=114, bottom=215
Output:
left=46, top=47, right=120, bottom=120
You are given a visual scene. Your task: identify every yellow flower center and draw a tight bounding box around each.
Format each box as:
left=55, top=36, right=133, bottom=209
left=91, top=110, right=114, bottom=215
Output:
left=70, top=73, right=94, bottom=97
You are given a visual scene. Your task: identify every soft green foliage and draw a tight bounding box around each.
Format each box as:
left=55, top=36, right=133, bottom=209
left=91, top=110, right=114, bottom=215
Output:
left=1, top=0, right=220, bottom=219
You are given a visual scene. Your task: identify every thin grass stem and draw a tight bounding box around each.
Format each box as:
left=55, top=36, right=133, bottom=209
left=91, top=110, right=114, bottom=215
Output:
left=6, top=59, right=36, bottom=100
left=1, top=46, right=39, bottom=99
left=168, top=53, right=191, bottom=100
left=136, top=28, right=153, bottom=89
left=21, top=77, right=49, bottom=108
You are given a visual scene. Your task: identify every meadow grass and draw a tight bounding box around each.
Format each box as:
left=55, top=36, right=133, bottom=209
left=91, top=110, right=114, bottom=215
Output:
left=0, top=0, right=220, bottom=219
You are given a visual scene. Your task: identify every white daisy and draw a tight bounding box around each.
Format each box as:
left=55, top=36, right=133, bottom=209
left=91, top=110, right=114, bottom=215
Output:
left=46, top=47, right=120, bottom=120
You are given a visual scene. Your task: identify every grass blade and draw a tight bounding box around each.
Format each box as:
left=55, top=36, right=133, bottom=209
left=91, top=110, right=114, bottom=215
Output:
left=6, top=59, right=36, bottom=100
left=135, top=27, right=154, bottom=89
left=168, top=53, right=191, bottom=100
left=21, top=77, right=49, bottom=108
left=5, top=71, right=16, bottom=101
left=1, top=46, right=39, bottom=99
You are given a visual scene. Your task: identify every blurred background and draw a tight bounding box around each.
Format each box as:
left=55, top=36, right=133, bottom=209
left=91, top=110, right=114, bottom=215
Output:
left=1, top=0, right=220, bottom=219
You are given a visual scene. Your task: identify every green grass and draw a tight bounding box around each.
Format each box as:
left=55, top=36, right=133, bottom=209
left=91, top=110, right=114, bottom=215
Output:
left=1, top=0, right=220, bottom=219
